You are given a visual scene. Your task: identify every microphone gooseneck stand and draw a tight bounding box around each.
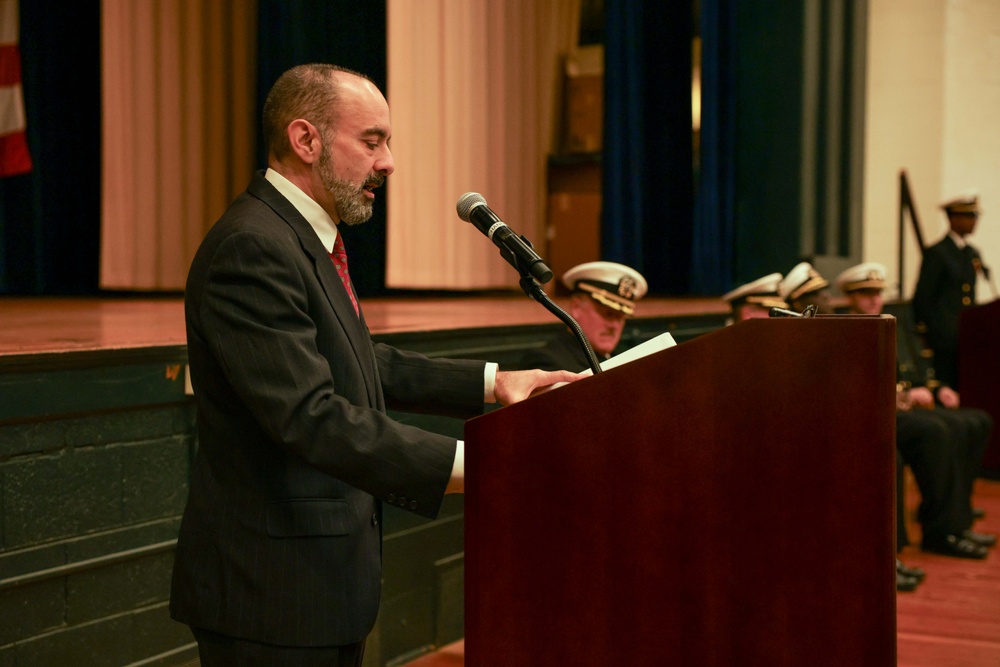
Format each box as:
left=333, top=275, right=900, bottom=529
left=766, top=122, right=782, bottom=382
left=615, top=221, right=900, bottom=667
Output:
left=768, top=305, right=818, bottom=318
left=518, top=275, right=603, bottom=375
left=983, top=266, right=998, bottom=300
left=484, top=223, right=603, bottom=375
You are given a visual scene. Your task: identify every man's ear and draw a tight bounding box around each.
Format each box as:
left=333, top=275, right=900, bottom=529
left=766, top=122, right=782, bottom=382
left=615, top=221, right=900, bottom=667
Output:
left=287, top=119, right=321, bottom=164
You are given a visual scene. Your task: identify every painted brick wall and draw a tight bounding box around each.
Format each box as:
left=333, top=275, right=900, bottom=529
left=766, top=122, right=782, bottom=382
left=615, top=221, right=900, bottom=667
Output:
left=0, top=351, right=198, bottom=667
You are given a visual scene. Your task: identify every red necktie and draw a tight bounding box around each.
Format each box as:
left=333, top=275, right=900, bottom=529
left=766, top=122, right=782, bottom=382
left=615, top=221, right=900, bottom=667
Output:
left=330, top=233, right=359, bottom=317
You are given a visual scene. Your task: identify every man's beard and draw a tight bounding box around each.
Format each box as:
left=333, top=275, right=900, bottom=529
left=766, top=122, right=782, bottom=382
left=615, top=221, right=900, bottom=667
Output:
left=318, top=142, right=385, bottom=225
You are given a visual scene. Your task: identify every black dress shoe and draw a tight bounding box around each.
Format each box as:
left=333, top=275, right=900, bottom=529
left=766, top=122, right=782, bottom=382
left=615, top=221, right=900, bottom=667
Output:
left=897, top=571, right=919, bottom=592
left=896, top=558, right=927, bottom=582
left=962, top=530, right=997, bottom=547
left=922, top=534, right=989, bottom=559
left=973, top=507, right=986, bottom=521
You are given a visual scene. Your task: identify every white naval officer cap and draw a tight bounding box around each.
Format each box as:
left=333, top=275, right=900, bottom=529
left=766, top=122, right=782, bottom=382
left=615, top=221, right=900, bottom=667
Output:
left=721, top=272, right=788, bottom=309
left=941, top=191, right=981, bottom=216
left=562, top=261, right=648, bottom=315
left=834, top=262, right=888, bottom=294
left=778, top=262, right=829, bottom=303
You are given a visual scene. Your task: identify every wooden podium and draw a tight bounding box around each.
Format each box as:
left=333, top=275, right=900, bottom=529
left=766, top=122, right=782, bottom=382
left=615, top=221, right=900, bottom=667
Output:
left=960, top=299, right=1000, bottom=474
left=465, top=316, right=897, bottom=666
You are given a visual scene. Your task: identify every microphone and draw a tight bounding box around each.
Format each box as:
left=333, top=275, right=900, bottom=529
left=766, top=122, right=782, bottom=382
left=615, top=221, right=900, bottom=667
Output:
left=456, top=192, right=553, bottom=284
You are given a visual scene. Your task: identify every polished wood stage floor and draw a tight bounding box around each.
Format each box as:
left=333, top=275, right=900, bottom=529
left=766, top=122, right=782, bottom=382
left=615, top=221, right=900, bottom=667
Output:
left=895, top=475, right=1000, bottom=666
left=0, top=295, right=727, bottom=357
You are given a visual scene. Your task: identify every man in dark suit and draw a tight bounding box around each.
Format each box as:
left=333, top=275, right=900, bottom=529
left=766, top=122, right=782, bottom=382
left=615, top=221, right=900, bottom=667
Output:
left=913, top=193, right=989, bottom=389
left=170, top=64, right=580, bottom=666
left=518, top=261, right=647, bottom=372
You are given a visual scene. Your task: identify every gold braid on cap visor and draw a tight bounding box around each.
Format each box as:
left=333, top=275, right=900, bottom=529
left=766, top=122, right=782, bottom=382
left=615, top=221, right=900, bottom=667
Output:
left=789, top=276, right=829, bottom=302
left=578, top=283, right=635, bottom=315
left=844, top=280, right=885, bottom=292
left=743, top=295, right=789, bottom=309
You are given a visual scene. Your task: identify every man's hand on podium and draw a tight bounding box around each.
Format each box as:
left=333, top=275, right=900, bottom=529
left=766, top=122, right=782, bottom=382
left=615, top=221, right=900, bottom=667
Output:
left=494, top=369, right=585, bottom=405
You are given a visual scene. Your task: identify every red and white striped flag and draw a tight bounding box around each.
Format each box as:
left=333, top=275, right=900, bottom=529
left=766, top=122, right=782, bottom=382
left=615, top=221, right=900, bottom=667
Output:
left=0, top=0, right=33, bottom=177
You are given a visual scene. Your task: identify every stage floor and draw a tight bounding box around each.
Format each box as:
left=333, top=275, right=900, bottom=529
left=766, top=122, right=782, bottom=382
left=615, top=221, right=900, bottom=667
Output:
left=0, top=295, right=728, bottom=357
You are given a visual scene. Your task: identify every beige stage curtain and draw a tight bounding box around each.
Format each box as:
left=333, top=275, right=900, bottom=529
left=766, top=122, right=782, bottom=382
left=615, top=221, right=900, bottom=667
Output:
left=386, top=0, right=580, bottom=289
left=100, top=0, right=256, bottom=291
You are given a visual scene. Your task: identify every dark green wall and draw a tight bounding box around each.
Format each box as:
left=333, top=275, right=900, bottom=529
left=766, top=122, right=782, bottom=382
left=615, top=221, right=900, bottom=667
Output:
left=0, top=349, right=196, bottom=666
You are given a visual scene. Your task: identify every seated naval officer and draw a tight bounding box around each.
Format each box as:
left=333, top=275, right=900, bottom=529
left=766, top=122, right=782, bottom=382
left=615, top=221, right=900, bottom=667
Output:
left=519, top=261, right=648, bottom=372
left=778, top=261, right=835, bottom=314
left=835, top=262, right=934, bottom=587
left=837, top=262, right=995, bottom=562
left=720, top=272, right=788, bottom=322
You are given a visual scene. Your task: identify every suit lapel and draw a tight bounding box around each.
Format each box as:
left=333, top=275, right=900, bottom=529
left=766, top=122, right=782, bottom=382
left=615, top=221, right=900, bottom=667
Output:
left=247, top=173, right=381, bottom=405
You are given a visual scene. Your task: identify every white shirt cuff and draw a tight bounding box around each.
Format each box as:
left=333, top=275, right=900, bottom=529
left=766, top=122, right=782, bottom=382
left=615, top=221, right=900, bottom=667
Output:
left=484, top=362, right=498, bottom=403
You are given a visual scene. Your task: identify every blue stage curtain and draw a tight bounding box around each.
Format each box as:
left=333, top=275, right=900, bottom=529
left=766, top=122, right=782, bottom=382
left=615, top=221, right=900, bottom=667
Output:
left=691, top=0, right=737, bottom=295
left=256, top=0, right=388, bottom=296
left=0, top=1, right=101, bottom=295
left=602, top=1, right=693, bottom=295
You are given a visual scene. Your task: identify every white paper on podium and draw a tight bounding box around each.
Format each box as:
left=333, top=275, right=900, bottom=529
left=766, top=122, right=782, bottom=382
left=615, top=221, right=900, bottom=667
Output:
left=588, top=331, right=677, bottom=374
left=538, top=331, right=678, bottom=393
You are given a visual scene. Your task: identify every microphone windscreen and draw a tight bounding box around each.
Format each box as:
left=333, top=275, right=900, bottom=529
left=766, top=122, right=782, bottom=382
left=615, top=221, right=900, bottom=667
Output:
left=456, top=192, right=486, bottom=222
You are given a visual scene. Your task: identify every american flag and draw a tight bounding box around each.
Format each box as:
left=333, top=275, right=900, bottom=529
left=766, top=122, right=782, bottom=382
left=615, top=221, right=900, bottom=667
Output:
left=0, top=0, right=33, bottom=177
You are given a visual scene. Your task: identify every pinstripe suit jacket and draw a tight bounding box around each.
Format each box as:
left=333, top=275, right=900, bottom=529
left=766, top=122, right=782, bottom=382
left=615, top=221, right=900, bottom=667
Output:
left=170, top=172, right=487, bottom=646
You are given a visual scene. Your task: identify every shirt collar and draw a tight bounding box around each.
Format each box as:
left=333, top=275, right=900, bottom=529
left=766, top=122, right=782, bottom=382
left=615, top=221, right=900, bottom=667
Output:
left=948, top=230, right=966, bottom=249
left=264, top=167, right=338, bottom=253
